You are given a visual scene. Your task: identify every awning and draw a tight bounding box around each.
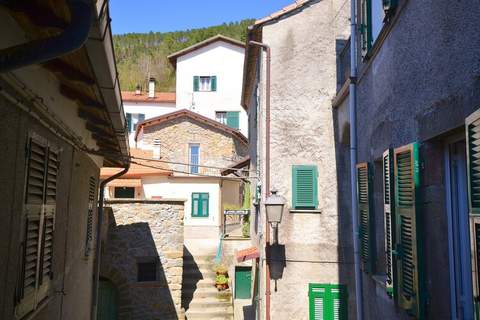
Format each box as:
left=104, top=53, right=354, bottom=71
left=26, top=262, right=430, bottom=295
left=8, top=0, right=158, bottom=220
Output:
left=106, top=179, right=142, bottom=187
left=236, top=247, right=260, bottom=263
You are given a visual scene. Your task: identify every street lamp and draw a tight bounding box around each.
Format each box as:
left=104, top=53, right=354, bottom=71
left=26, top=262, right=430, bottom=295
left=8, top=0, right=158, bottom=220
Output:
left=265, top=190, right=286, bottom=244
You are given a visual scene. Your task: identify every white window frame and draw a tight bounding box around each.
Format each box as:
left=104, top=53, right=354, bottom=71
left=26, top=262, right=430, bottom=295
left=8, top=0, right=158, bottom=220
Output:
left=199, top=76, right=212, bottom=92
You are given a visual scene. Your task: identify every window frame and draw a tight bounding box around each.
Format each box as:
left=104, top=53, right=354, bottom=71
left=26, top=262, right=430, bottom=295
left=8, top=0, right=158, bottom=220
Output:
left=191, top=192, right=209, bottom=217
left=137, top=259, right=158, bottom=282
left=114, top=186, right=135, bottom=199
left=216, top=111, right=228, bottom=125
left=189, top=144, right=200, bottom=174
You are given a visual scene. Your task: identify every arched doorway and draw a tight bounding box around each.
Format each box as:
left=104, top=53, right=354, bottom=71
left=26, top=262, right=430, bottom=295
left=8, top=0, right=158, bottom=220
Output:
left=97, top=278, right=119, bottom=320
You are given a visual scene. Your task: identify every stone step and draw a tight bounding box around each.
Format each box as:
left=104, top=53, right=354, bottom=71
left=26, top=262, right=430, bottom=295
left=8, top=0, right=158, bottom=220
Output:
left=183, top=278, right=223, bottom=289
left=185, top=315, right=233, bottom=320
left=183, top=255, right=217, bottom=264
left=185, top=297, right=232, bottom=309
left=182, top=287, right=232, bottom=300
left=183, top=270, right=216, bottom=279
left=185, top=306, right=234, bottom=319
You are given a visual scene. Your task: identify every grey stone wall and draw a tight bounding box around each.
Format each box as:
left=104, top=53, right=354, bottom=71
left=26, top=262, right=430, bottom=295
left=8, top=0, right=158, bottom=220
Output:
left=101, top=200, right=185, bottom=320
left=333, top=0, right=480, bottom=319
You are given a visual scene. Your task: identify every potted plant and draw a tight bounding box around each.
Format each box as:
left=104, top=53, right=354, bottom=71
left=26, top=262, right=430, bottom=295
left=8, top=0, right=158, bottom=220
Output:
left=214, top=263, right=229, bottom=276
left=215, top=274, right=229, bottom=291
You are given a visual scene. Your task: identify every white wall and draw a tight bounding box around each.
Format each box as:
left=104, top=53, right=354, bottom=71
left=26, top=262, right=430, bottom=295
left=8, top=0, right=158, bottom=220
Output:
left=124, top=101, right=176, bottom=146
left=142, top=176, right=222, bottom=227
left=175, top=41, right=248, bottom=136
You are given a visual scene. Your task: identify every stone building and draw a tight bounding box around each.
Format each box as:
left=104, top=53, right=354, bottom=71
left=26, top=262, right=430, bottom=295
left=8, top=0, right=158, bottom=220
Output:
left=333, top=0, right=480, bottom=319
left=100, top=200, right=185, bottom=319
left=0, top=1, right=129, bottom=320
left=241, top=1, right=351, bottom=319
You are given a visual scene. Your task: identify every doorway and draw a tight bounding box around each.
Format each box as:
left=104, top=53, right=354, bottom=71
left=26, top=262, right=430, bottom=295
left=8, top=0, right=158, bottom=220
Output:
left=445, top=139, right=474, bottom=319
left=97, top=279, right=119, bottom=320
left=235, top=266, right=252, bottom=299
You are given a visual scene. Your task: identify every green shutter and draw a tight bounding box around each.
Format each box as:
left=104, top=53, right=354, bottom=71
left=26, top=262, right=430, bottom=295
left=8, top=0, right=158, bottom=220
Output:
left=466, top=110, right=480, bottom=318
left=192, top=193, right=209, bottom=217
left=193, top=76, right=199, bottom=92
left=383, top=149, right=397, bottom=298
left=309, top=284, right=347, bottom=320
left=126, top=113, right=132, bottom=132
left=360, top=0, right=372, bottom=57
left=211, top=76, right=217, bottom=91
left=292, top=165, right=318, bottom=209
left=226, top=112, right=240, bottom=129
left=393, top=142, right=424, bottom=318
left=356, top=162, right=375, bottom=273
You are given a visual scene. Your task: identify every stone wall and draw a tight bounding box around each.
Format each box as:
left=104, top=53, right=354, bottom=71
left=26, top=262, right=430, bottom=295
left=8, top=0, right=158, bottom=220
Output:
left=101, top=200, right=185, bottom=320
left=142, top=116, right=248, bottom=174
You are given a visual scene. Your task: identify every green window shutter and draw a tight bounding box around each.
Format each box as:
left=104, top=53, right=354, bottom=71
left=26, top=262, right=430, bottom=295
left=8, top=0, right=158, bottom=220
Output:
left=126, top=113, right=132, bottom=132
left=393, top=142, right=424, bottom=318
left=292, top=165, right=318, bottom=209
left=226, top=112, right=240, bottom=129
left=360, top=0, right=372, bottom=57
left=356, top=162, right=375, bottom=273
left=383, top=149, right=397, bottom=297
left=138, top=113, right=145, bottom=123
left=193, top=76, right=200, bottom=92
left=192, top=193, right=209, bottom=217
left=466, top=110, right=480, bottom=318
left=309, top=284, right=347, bottom=320
left=211, top=76, right=217, bottom=91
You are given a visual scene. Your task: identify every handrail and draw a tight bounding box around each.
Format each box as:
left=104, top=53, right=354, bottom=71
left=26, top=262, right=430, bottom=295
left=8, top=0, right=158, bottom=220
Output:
left=214, top=233, right=224, bottom=264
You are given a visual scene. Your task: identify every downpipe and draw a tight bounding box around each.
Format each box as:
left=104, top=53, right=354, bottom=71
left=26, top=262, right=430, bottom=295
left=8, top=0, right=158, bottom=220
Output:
left=91, top=165, right=129, bottom=320
left=0, top=0, right=93, bottom=73
left=349, top=0, right=364, bottom=319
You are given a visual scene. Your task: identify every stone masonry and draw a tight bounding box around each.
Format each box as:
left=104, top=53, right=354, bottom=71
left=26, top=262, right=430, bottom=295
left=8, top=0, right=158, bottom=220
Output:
left=101, top=200, right=185, bottom=320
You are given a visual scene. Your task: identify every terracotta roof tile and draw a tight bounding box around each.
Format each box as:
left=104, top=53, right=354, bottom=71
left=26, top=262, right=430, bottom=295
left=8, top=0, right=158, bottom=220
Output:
left=122, top=91, right=176, bottom=104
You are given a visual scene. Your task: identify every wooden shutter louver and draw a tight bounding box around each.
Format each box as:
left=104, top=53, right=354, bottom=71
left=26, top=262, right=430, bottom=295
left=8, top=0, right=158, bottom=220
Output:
left=85, top=177, right=96, bottom=257
left=466, top=110, right=480, bottom=318
left=383, top=149, right=396, bottom=297
left=293, top=165, right=318, bottom=209
left=356, top=163, right=375, bottom=273
left=309, top=284, right=347, bottom=320
left=16, top=135, right=58, bottom=318
left=394, top=143, right=424, bottom=318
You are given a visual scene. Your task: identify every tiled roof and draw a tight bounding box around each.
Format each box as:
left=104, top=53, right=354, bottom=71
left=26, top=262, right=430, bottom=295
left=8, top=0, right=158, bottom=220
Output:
left=135, top=109, right=248, bottom=145
left=122, top=91, right=176, bottom=104
left=221, top=157, right=250, bottom=176
left=168, top=34, right=245, bottom=68
left=255, top=0, right=313, bottom=25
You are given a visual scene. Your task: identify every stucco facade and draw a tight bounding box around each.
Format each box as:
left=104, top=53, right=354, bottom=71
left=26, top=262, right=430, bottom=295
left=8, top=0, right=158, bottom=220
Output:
left=332, top=0, right=480, bottom=319
left=243, top=1, right=351, bottom=319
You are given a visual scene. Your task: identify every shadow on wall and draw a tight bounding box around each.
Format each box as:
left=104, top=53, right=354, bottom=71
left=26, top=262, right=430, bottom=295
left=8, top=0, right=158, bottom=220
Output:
left=100, top=210, right=178, bottom=320
left=181, top=246, right=202, bottom=311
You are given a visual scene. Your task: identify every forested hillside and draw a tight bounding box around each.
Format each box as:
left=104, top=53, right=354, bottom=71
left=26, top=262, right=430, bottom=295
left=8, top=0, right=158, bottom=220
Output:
left=113, top=19, right=254, bottom=92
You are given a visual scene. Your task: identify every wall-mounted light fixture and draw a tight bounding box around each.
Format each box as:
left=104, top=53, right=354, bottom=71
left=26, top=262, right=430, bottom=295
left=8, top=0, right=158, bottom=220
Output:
left=265, top=190, right=285, bottom=244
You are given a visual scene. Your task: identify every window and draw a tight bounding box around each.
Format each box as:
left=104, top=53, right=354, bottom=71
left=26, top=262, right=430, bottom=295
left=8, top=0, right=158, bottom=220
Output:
left=153, top=138, right=161, bottom=159
left=360, top=0, right=397, bottom=56
left=137, top=260, right=157, bottom=282
left=308, top=284, right=347, bottom=320
left=292, top=165, right=318, bottom=209
left=192, top=193, right=209, bottom=217
left=125, top=113, right=145, bottom=133
left=85, top=177, right=97, bottom=257
left=216, top=111, right=240, bottom=129
left=16, top=135, right=58, bottom=318
left=193, top=76, right=217, bottom=92
left=114, top=187, right=135, bottom=198
left=189, top=144, right=200, bottom=174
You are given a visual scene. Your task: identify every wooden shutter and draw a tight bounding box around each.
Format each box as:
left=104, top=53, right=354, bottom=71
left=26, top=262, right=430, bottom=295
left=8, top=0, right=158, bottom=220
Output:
left=466, top=110, right=480, bottom=318
left=393, top=142, right=424, bottom=318
left=16, top=136, right=58, bottom=318
left=200, top=193, right=209, bottom=217
left=356, top=163, right=375, bottom=273
left=85, top=177, right=97, bottom=257
left=211, top=76, right=217, bottom=91
left=226, top=112, right=240, bottom=129
left=126, top=113, right=132, bottom=132
left=360, top=0, right=372, bottom=57
left=292, top=165, right=318, bottom=209
left=309, top=284, right=347, bottom=320
left=193, top=76, right=200, bottom=92
left=383, top=149, right=397, bottom=297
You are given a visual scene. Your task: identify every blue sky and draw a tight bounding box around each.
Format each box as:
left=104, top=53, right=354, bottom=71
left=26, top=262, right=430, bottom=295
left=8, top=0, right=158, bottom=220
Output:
left=110, top=0, right=295, bottom=34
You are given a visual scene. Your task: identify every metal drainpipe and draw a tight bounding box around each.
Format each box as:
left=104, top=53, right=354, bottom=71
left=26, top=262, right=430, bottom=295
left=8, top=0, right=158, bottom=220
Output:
left=0, top=0, right=92, bottom=73
left=349, top=0, right=364, bottom=318
left=91, top=165, right=129, bottom=320
left=248, top=40, right=272, bottom=320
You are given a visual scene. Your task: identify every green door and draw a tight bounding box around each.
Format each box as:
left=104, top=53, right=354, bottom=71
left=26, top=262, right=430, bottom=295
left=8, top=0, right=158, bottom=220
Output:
left=97, top=279, right=119, bottom=320
left=235, top=267, right=252, bottom=299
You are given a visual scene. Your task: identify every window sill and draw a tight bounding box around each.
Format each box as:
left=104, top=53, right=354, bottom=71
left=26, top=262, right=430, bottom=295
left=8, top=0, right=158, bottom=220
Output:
left=289, top=208, right=322, bottom=214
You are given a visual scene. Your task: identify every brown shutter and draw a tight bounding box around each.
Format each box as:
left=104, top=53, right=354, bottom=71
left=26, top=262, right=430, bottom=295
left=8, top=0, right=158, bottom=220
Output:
left=85, top=176, right=97, bottom=256
left=383, top=149, right=396, bottom=297
left=356, top=163, right=375, bottom=273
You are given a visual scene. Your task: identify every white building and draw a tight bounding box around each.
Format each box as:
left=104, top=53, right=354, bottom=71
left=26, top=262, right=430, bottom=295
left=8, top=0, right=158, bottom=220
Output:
left=168, top=35, right=248, bottom=136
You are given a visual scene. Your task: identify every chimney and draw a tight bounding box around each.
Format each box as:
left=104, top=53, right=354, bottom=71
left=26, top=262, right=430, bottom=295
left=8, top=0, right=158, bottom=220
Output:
left=135, top=84, right=141, bottom=95
left=148, top=77, right=156, bottom=98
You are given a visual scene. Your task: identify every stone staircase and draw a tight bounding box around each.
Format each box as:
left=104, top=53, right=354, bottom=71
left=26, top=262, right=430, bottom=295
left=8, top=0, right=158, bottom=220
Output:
left=182, top=254, right=233, bottom=320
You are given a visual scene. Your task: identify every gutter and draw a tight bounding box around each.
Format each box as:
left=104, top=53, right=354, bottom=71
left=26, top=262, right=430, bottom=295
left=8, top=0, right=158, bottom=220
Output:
left=349, top=0, right=364, bottom=319
left=91, top=164, right=130, bottom=320
left=248, top=40, right=272, bottom=320
left=0, top=0, right=92, bottom=73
